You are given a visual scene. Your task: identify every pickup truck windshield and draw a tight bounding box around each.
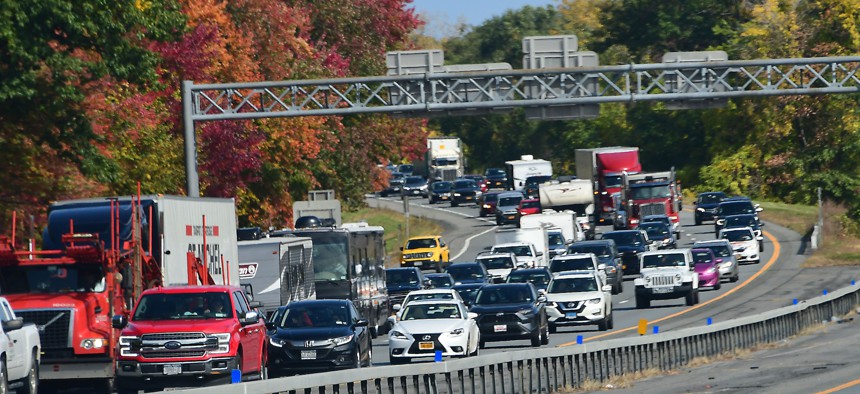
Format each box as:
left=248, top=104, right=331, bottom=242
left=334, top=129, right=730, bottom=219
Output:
left=0, top=265, right=105, bottom=294
left=133, top=292, right=233, bottom=320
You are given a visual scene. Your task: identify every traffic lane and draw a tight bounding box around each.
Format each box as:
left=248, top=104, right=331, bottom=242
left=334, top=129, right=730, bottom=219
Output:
left=581, top=312, right=860, bottom=394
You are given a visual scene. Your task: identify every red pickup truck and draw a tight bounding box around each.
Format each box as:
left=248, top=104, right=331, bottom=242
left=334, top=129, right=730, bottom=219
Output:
left=112, top=285, right=267, bottom=393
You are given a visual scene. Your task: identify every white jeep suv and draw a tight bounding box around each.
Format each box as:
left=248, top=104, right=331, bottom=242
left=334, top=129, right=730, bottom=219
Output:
left=634, top=249, right=699, bottom=309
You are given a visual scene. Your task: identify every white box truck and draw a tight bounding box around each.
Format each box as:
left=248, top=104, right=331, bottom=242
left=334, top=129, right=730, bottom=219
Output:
left=519, top=211, right=585, bottom=244
left=494, top=226, right=551, bottom=267
left=238, top=237, right=316, bottom=317
left=415, top=137, right=465, bottom=182
left=505, top=155, right=553, bottom=191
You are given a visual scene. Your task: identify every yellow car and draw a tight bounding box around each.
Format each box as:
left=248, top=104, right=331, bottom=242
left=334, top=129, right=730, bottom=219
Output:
left=400, top=236, right=450, bottom=272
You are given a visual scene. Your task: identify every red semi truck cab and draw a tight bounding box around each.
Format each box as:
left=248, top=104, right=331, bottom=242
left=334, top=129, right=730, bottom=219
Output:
left=112, top=285, right=267, bottom=392
left=575, top=147, right=642, bottom=225
left=622, top=171, right=681, bottom=232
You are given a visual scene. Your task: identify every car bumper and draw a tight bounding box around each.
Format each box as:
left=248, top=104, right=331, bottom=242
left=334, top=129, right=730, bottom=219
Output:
left=268, top=343, right=359, bottom=372
left=389, top=335, right=470, bottom=359
left=698, top=273, right=720, bottom=287
left=547, top=305, right=605, bottom=325
left=116, top=356, right=237, bottom=379
left=496, top=213, right=518, bottom=224
left=696, top=210, right=716, bottom=221
left=400, top=259, right=437, bottom=269
left=452, top=195, right=477, bottom=204
left=718, top=262, right=737, bottom=278
left=635, top=283, right=694, bottom=300
left=736, top=252, right=759, bottom=262
left=477, top=319, right=539, bottom=342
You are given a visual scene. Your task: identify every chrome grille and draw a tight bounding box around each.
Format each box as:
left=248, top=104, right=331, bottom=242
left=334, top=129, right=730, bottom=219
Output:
left=142, top=333, right=205, bottom=341
left=17, top=309, right=73, bottom=349
left=640, top=203, right=666, bottom=217
left=142, top=350, right=206, bottom=359
left=650, top=276, right=676, bottom=287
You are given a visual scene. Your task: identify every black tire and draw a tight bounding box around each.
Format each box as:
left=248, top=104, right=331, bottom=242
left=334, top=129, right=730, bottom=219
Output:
left=496, top=218, right=502, bottom=226
left=365, top=341, right=373, bottom=367
left=530, top=328, right=541, bottom=347
left=0, top=359, right=8, bottom=394
left=479, top=211, right=486, bottom=217
left=370, top=325, right=379, bottom=339
left=353, top=346, right=362, bottom=369
left=20, top=353, right=38, bottom=394
left=548, top=322, right=557, bottom=334
left=540, top=320, right=549, bottom=345
left=714, top=281, right=722, bottom=291
left=470, top=339, right=479, bottom=357
left=598, top=317, right=609, bottom=331
left=730, top=274, right=739, bottom=283
left=685, top=290, right=696, bottom=306
left=695, top=216, right=702, bottom=226
left=115, top=378, right=138, bottom=394
left=607, top=313, right=614, bottom=330
left=436, top=259, right=444, bottom=273
left=635, top=294, right=650, bottom=309
left=479, top=340, right=486, bottom=349
left=451, top=201, right=458, bottom=207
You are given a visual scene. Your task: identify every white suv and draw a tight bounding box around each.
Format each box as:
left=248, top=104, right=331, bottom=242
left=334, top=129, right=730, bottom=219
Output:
left=634, top=249, right=699, bottom=309
left=546, top=271, right=613, bottom=332
left=719, top=227, right=760, bottom=264
left=476, top=251, right=518, bottom=283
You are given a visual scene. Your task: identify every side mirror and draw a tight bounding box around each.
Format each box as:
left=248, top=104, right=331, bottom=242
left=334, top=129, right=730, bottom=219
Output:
left=2, top=317, right=23, bottom=332
left=535, top=251, right=543, bottom=257
left=392, top=304, right=402, bottom=312
left=467, top=312, right=478, bottom=320
left=248, top=301, right=263, bottom=309
left=756, top=207, right=763, bottom=212
left=693, top=201, right=697, bottom=205
left=241, top=311, right=259, bottom=326
left=111, top=315, right=128, bottom=329
left=756, top=236, right=764, bottom=242
left=602, top=285, right=613, bottom=292
left=760, top=222, right=766, bottom=227
left=597, top=263, right=606, bottom=271
left=354, top=318, right=369, bottom=328
left=537, top=295, right=547, bottom=303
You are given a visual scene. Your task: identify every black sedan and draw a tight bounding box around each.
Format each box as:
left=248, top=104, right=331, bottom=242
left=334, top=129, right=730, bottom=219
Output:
left=428, top=181, right=453, bottom=204
left=470, top=283, right=549, bottom=348
left=266, top=300, right=372, bottom=375
left=450, top=179, right=480, bottom=207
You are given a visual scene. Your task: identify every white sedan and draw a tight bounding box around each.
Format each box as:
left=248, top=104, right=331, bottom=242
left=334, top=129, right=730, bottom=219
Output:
left=388, top=300, right=480, bottom=364
left=720, top=227, right=760, bottom=264
left=546, top=271, right=614, bottom=332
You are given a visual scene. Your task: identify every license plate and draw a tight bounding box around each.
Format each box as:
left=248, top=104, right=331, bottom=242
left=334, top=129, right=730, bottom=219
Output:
left=412, top=190, right=420, bottom=194
left=441, top=196, right=449, bottom=200
left=465, top=196, right=473, bottom=200
left=413, top=261, right=422, bottom=266
left=565, top=312, right=578, bottom=319
left=163, top=364, right=181, bottom=375
left=494, top=324, right=507, bottom=332
left=506, top=215, right=516, bottom=220
left=419, top=342, right=434, bottom=350
left=653, top=287, right=673, bottom=294
left=300, top=350, right=316, bottom=360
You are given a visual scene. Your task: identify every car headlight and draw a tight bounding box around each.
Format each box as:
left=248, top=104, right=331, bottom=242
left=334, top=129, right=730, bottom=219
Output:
left=696, top=207, right=705, bottom=212
left=209, top=332, right=232, bottom=354
left=454, top=193, right=461, bottom=196
left=735, top=247, right=746, bottom=252
left=80, top=338, right=107, bottom=350
left=662, top=238, right=671, bottom=244
left=706, top=267, right=717, bottom=273
left=717, top=219, right=725, bottom=225
left=448, top=328, right=464, bottom=336
left=269, top=337, right=285, bottom=347
left=674, top=274, right=682, bottom=281
left=331, top=334, right=354, bottom=346
left=587, top=298, right=602, bottom=305
left=483, top=204, right=491, bottom=208
left=390, top=330, right=408, bottom=339
left=118, top=336, right=140, bottom=357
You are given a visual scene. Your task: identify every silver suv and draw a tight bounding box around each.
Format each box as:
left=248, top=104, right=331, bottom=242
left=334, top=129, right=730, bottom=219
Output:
left=495, top=192, right=525, bottom=225
left=691, top=239, right=740, bottom=283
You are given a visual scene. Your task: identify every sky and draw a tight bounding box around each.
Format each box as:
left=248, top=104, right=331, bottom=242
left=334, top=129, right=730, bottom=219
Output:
left=410, top=0, right=556, bottom=38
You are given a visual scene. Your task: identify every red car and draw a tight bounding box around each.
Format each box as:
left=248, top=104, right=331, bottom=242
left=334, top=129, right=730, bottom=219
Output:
left=480, top=191, right=503, bottom=217
left=516, top=199, right=542, bottom=225
left=692, top=248, right=721, bottom=290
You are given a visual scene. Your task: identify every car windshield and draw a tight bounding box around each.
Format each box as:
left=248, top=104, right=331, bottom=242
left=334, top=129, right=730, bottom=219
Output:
left=720, top=202, right=755, bottom=215
left=547, top=233, right=565, bottom=247
left=499, top=196, right=522, bottom=206
left=404, top=177, right=425, bottom=186
left=567, top=245, right=612, bottom=258
left=492, top=245, right=533, bottom=257
left=447, top=265, right=485, bottom=281
left=432, top=182, right=452, bottom=191
left=723, top=230, right=754, bottom=242
left=427, top=276, right=453, bottom=288
left=478, top=256, right=514, bottom=269
left=405, top=238, right=437, bottom=249
left=404, top=293, right=455, bottom=304
left=387, top=269, right=420, bottom=285
left=520, top=200, right=540, bottom=209
left=641, top=253, right=687, bottom=269
left=278, top=303, right=351, bottom=328
left=550, top=258, right=594, bottom=273
left=506, top=272, right=550, bottom=288
left=693, top=251, right=714, bottom=264
left=454, top=180, right=476, bottom=189
left=630, top=185, right=671, bottom=199
left=401, top=303, right=461, bottom=320
left=433, top=158, right=457, bottom=166
left=602, top=232, right=643, bottom=246
left=639, top=223, right=669, bottom=238
left=525, top=176, right=552, bottom=187
left=699, top=193, right=724, bottom=204
left=483, top=194, right=499, bottom=203
left=696, top=244, right=732, bottom=257
left=476, top=286, right=532, bottom=304
left=548, top=277, right=599, bottom=293
left=486, top=168, right=505, bottom=176
left=454, top=286, right=481, bottom=303
left=133, top=292, right=233, bottom=321
left=0, top=265, right=106, bottom=294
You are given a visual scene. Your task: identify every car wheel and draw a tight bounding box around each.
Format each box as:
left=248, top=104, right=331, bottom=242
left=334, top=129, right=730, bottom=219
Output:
left=731, top=273, right=739, bottom=283
left=635, top=295, right=650, bottom=309
left=20, top=353, right=38, bottom=394
left=685, top=290, right=696, bottom=306
left=607, top=313, right=614, bottom=330
left=695, top=217, right=701, bottom=226
left=541, top=324, right=549, bottom=345
left=496, top=218, right=502, bottom=226
left=470, top=340, right=479, bottom=357
left=436, top=259, right=444, bottom=273
left=530, top=329, right=542, bottom=347
left=479, top=211, right=486, bottom=217
left=479, top=340, right=486, bottom=349
left=598, top=316, right=609, bottom=331
left=714, top=281, right=722, bottom=291
left=548, top=322, right=557, bottom=334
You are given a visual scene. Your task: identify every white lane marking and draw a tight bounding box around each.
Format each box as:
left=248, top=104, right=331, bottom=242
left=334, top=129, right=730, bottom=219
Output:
left=451, top=226, right=498, bottom=261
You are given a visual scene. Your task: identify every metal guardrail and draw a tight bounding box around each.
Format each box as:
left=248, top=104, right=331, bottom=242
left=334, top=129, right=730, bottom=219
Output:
left=173, top=282, right=860, bottom=394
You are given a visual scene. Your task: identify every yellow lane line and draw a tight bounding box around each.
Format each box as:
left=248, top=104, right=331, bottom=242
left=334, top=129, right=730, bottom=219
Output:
left=816, top=379, right=860, bottom=394
left=559, top=230, right=781, bottom=346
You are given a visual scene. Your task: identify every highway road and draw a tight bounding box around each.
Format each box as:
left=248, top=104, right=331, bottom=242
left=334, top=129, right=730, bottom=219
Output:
left=366, top=195, right=860, bottom=389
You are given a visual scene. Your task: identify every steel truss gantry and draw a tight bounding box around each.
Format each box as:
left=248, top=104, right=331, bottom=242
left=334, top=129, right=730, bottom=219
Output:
left=181, top=56, right=860, bottom=195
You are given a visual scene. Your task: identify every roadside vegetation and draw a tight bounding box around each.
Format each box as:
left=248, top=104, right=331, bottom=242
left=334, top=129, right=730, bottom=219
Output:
left=343, top=207, right=443, bottom=266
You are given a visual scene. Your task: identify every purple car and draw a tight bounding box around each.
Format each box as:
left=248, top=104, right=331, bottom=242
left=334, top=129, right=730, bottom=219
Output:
left=692, top=248, right=721, bottom=290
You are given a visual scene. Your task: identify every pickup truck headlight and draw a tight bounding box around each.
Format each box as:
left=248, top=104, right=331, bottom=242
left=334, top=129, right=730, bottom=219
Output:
left=209, top=333, right=231, bottom=354
left=331, top=334, right=354, bottom=346
left=119, top=336, right=141, bottom=357
left=81, top=338, right=107, bottom=350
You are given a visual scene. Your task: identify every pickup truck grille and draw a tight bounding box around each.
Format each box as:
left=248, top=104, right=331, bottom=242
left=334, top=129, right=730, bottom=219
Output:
left=640, top=203, right=666, bottom=217
left=142, top=350, right=206, bottom=359
left=16, top=309, right=72, bottom=349
left=649, top=276, right=677, bottom=287
left=142, top=333, right=205, bottom=341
